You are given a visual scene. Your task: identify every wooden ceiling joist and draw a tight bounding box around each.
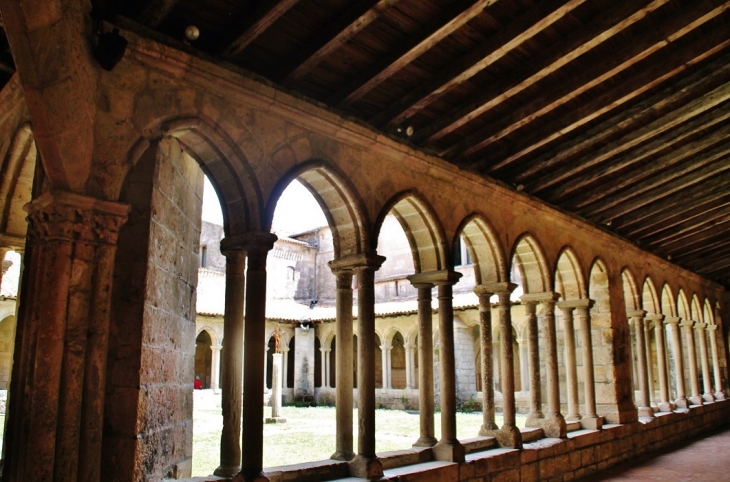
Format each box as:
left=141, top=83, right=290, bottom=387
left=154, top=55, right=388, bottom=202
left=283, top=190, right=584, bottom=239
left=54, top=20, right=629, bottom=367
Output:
left=672, top=241, right=730, bottom=266
left=137, top=0, right=181, bottom=27
left=223, top=0, right=302, bottom=58
left=645, top=211, right=730, bottom=248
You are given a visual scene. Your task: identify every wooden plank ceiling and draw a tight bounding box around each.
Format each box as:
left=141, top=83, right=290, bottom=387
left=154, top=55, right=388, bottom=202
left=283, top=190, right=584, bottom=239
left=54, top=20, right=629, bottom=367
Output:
left=2, top=0, right=730, bottom=289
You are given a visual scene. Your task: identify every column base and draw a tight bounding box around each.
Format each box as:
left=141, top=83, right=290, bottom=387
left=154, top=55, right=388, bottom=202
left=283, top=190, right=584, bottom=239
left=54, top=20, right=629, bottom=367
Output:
left=674, top=397, right=689, bottom=409
left=580, top=416, right=603, bottom=430
left=689, top=395, right=704, bottom=406
left=232, top=470, right=270, bottom=482
left=702, top=393, right=716, bottom=403
left=433, top=439, right=466, bottom=462
left=657, top=401, right=676, bottom=412
left=637, top=406, right=654, bottom=418
left=349, top=454, right=383, bottom=479
left=714, top=391, right=726, bottom=400
left=330, top=450, right=355, bottom=461
left=214, top=464, right=242, bottom=477
left=265, top=417, right=287, bottom=423
left=478, top=422, right=499, bottom=436
left=494, top=425, right=522, bottom=449
left=524, top=411, right=544, bottom=428
left=412, top=435, right=438, bottom=447
left=541, top=414, right=567, bottom=438
left=565, top=413, right=582, bottom=422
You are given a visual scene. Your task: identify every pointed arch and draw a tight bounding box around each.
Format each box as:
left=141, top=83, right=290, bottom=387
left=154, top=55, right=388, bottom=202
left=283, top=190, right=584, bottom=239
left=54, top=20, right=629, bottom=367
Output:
left=555, top=247, right=587, bottom=300
left=455, top=213, right=507, bottom=284
left=195, top=326, right=220, bottom=347
left=621, top=268, right=640, bottom=311
left=661, top=284, right=676, bottom=317
left=641, top=277, right=660, bottom=314
left=510, top=234, right=550, bottom=294
left=677, top=290, right=691, bottom=319
left=690, top=294, right=703, bottom=322
left=0, top=122, right=35, bottom=247
left=265, top=160, right=369, bottom=258
left=588, top=258, right=611, bottom=316
left=704, top=299, right=715, bottom=325
left=373, top=191, right=447, bottom=273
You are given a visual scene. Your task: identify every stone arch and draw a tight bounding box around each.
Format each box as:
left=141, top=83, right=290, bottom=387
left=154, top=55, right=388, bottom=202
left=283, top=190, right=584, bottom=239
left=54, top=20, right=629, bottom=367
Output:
left=690, top=294, right=702, bottom=322
left=641, top=277, right=660, bottom=314
left=195, top=329, right=214, bottom=389
left=555, top=247, right=587, bottom=300
left=703, top=299, right=715, bottom=325
left=196, top=325, right=220, bottom=347
left=510, top=234, right=551, bottom=293
left=389, top=331, right=407, bottom=389
left=677, top=290, right=691, bottom=320
left=661, top=284, right=677, bottom=317
left=125, top=116, right=263, bottom=234
left=0, top=122, right=36, bottom=247
left=265, top=160, right=369, bottom=258
left=373, top=191, right=448, bottom=273
left=621, top=269, right=640, bottom=311
left=454, top=213, right=507, bottom=284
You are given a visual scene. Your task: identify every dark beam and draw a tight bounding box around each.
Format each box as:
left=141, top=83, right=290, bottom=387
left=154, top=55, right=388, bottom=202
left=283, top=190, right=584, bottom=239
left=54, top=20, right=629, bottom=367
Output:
left=589, top=157, right=730, bottom=221
left=692, top=254, right=730, bottom=276
left=331, top=0, right=496, bottom=106
left=443, top=0, right=729, bottom=160
left=280, top=0, right=401, bottom=84
left=223, top=0, right=302, bottom=58
left=671, top=238, right=730, bottom=263
left=368, top=0, right=586, bottom=127
left=626, top=195, right=730, bottom=239
left=508, top=53, right=730, bottom=182
left=137, top=0, right=181, bottom=28
left=420, top=0, right=675, bottom=146
left=647, top=212, right=730, bottom=249
left=549, top=105, right=730, bottom=204
left=0, top=61, right=15, bottom=75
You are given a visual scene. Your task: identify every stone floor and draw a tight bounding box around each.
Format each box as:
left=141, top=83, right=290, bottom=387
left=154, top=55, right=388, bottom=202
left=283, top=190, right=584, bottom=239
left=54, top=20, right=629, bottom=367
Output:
left=586, top=426, right=730, bottom=480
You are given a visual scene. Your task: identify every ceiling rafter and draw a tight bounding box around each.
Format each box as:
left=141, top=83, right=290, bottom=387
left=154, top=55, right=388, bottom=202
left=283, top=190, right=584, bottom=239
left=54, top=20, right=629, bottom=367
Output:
left=645, top=211, right=730, bottom=248
left=279, top=0, right=402, bottom=84
left=368, top=0, right=587, bottom=127
left=443, top=0, right=730, bottom=161
left=223, top=0, right=302, bottom=58
left=660, top=221, right=730, bottom=255
left=625, top=195, right=730, bottom=239
left=672, top=241, right=730, bottom=266
left=137, top=0, right=181, bottom=27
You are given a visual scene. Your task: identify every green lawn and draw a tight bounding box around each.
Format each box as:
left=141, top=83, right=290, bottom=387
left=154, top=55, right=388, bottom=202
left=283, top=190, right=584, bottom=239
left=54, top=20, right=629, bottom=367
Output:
left=192, top=393, right=523, bottom=477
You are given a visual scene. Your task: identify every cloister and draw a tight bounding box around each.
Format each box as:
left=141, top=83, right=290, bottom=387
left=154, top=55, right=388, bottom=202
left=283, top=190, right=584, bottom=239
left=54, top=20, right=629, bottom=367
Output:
left=0, top=0, right=728, bottom=481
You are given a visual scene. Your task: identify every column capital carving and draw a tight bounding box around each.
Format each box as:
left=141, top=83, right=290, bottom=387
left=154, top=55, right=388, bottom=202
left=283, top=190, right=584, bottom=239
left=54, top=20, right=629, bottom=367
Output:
left=473, top=284, right=494, bottom=297
left=211, top=345, right=223, bottom=351
left=627, top=309, right=647, bottom=319
left=329, top=252, right=385, bottom=272
left=220, top=231, right=278, bottom=254
left=408, top=269, right=462, bottom=287
left=25, top=190, right=130, bottom=246
left=693, top=322, right=707, bottom=330
left=664, top=316, right=681, bottom=325
left=645, top=313, right=664, bottom=322
left=482, top=281, right=517, bottom=295
left=679, top=319, right=695, bottom=330
left=706, top=324, right=718, bottom=332
left=0, top=233, right=26, bottom=251
left=520, top=291, right=559, bottom=304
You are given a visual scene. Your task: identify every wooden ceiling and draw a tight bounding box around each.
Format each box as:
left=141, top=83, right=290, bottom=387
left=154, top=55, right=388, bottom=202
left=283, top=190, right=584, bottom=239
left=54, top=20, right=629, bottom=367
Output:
left=2, top=0, right=730, bottom=288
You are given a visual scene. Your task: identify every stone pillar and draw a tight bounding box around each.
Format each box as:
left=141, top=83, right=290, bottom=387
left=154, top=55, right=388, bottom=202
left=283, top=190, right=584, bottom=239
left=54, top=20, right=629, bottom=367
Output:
left=3, top=191, right=129, bottom=481
left=539, top=293, right=567, bottom=437
left=265, top=353, right=286, bottom=423
left=211, top=345, right=222, bottom=391
left=576, top=300, right=602, bottom=429
left=680, top=320, right=703, bottom=406
left=405, top=342, right=416, bottom=389
left=408, top=276, right=436, bottom=447
left=238, top=232, right=277, bottom=481
left=474, top=285, right=498, bottom=434
left=381, top=343, right=391, bottom=389
left=646, top=314, right=674, bottom=412
left=558, top=303, right=580, bottom=422
left=665, top=317, right=688, bottom=408
left=644, top=321, right=655, bottom=406
left=517, top=338, right=529, bottom=391
left=322, top=348, right=330, bottom=388
left=519, top=298, right=543, bottom=428
left=293, top=325, right=315, bottom=401
left=215, top=245, right=246, bottom=477
left=695, top=323, right=715, bottom=402
left=707, top=325, right=725, bottom=399
left=281, top=347, right=289, bottom=391
left=628, top=310, right=653, bottom=418
left=327, top=264, right=355, bottom=460
left=350, top=255, right=385, bottom=479
left=491, top=283, right=522, bottom=447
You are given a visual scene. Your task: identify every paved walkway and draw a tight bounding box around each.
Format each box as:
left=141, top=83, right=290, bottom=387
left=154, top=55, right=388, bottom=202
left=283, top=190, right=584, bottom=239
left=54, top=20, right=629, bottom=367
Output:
left=587, top=426, right=730, bottom=480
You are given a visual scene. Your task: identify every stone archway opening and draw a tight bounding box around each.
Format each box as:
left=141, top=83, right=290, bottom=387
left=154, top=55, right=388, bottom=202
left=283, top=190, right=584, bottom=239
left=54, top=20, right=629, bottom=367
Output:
left=196, top=330, right=214, bottom=389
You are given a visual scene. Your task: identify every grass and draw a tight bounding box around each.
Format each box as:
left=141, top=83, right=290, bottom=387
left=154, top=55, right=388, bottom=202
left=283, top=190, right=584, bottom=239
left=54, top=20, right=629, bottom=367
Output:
left=192, top=391, right=524, bottom=477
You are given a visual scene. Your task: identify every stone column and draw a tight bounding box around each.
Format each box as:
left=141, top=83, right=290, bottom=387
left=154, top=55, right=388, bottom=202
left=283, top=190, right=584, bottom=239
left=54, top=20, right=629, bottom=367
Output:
left=474, top=285, right=498, bottom=434
left=628, top=310, right=653, bottom=418
left=695, top=323, right=715, bottom=402
left=381, top=343, right=391, bottom=389
left=644, top=321, right=655, bottom=406
left=646, top=314, right=674, bottom=412
left=492, top=283, right=522, bottom=447
left=432, top=271, right=466, bottom=461
left=665, top=317, right=688, bottom=408
left=350, top=255, right=385, bottom=479
left=211, top=345, right=222, bottom=391
left=322, top=348, right=331, bottom=388
left=707, top=325, right=725, bottom=400
left=558, top=303, right=580, bottom=422
left=265, top=353, right=286, bottom=423
left=408, top=275, right=436, bottom=447
left=281, top=347, right=289, bottom=391
left=680, top=320, right=703, bottom=406
left=519, top=297, right=544, bottom=428
left=405, top=342, right=416, bottom=389
left=326, top=264, right=355, bottom=460
left=540, top=293, right=567, bottom=437
left=238, top=232, right=277, bottom=481
left=576, top=300, right=602, bottom=429
left=517, top=338, right=529, bottom=392
left=3, top=191, right=129, bottom=482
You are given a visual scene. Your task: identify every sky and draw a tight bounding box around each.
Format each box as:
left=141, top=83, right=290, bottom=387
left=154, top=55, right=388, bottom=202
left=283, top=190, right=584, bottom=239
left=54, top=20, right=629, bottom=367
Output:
left=202, top=177, right=327, bottom=235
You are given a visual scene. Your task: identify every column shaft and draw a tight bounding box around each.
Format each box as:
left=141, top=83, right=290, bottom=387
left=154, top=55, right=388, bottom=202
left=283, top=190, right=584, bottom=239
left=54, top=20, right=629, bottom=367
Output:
left=474, top=286, right=497, bottom=434
left=629, top=311, right=652, bottom=417
left=437, top=282, right=458, bottom=444
left=707, top=325, right=725, bottom=399
left=665, top=318, right=688, bottom=407
left=647, top=315, right=673, bottom=412
left=559, top=305, right=580, bottom=422
left=695, top=323, right=714, bottom=402
left=412, top=283, right=436, bottom=446
left=331, top=268, right=354, bottom=460
left=576, top=304, right=600, bottom=428
left=681, top=320, right=703, bottom=406
left=524, top=301, right=543, bottom=426
left=542, top=297, right=567, bottom=437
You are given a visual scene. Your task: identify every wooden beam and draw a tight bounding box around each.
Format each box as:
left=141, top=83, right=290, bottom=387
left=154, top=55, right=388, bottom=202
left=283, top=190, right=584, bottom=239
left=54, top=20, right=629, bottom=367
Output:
left=529, top=79, right=730, bottom=195
left=331, top=0, right=496, bottom=106
left=223, top=0, right=302, bottom=58
left=625, top=195, right=730, bottom=239
left=368, top=0, right=587, bottom=127
left=690, top=252, right=730, bottom=275
left=656, top=218, right=730, bottom=252
left=421, top=0, right=674, bottom=145
left=672, top=240, right=730, bottom=265
left=508, top=53, right=730, bottom=182
left=444, top=0, right=730, bottom=160
left=588, top=155, right=730, bottom=221
left=280, top=0, right=401, bottom=84
left=137, top=0, right=182, bottom=28
left=552, top=108, right=730, bottom=205
left=645, top=211, right=730, bottom=249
